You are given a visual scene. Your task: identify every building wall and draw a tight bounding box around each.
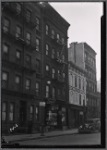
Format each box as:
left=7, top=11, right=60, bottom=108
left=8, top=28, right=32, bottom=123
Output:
left=1, top=2, right=70, bottom=134
left=68, top=42, right=86, bottom=128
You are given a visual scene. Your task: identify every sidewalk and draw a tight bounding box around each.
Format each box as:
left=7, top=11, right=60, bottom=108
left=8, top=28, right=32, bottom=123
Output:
left=3, top=128, right=78, bottom=143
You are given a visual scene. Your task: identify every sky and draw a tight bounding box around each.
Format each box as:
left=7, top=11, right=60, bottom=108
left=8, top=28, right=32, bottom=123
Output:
left=50, top=2, right=103, bottom=81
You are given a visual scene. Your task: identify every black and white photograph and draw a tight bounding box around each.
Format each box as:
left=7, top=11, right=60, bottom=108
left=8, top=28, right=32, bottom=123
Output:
left=1, top=0, right=105, bottom=148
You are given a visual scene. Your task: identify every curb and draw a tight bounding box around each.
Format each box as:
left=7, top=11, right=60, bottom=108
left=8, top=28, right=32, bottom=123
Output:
left=10, top=131, right=78, bottom=143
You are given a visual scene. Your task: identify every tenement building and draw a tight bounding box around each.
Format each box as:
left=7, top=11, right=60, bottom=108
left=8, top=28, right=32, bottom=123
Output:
left=1, top=2, right=70, bottom=134
left=68, top=42, right=87, bottom=128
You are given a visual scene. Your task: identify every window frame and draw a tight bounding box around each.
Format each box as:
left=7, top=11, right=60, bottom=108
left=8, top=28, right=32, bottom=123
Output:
left=29, top=105, right=34, bottom=121
left=9, top=103, right=14, bottom=121
left=46, top=44, right=49, bottom=55
left=2, top=71, right=9, bottom=88
left=46, top=24, right=49, bottom=35
left=16, top=25, right=22, bottom=38
left=36, top=38, right=40, bottom=51
left=16, top=3, right=22, bottom=14
left=36, top=82, right=40, bottom=96
left=26, top=9, right=31, bottom=22
left=46, top=85, right=49, bottom=98
left=3, top=18, right=10, bottom=33
left=2, top=102, right=7, bottom=121
left=26, top=32, right=31, bottom=45
left=25, top=78, right=31, bottom=90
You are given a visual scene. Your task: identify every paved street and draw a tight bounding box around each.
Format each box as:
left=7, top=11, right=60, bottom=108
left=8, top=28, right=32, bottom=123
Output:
left=18, top=132, right=101, bottom=146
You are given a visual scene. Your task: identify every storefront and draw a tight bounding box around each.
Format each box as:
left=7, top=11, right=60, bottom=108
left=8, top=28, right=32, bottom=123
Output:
left=45, top=101, right=67, bottom=130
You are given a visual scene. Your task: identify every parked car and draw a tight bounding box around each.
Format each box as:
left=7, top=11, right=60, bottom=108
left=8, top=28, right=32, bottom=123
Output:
left=78, top=118, right=101, bottom=134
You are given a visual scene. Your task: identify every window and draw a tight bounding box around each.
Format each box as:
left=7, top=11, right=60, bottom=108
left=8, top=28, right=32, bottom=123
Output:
left=52, top=49, right=55, bottom=59
left=57, top=51, right=59, bottom=58
left=3, top=43, right=9, bottom=60
left=36, top=38, right=40, bottom=51
left=16, top=3, right=22, bottom=14
left=46, top=25, right=49, bottom=35
left=46, top=44, right=49, bottom=55
left=3, top=43, right=9, bottom=54
left=2, top=102, right=6, bottom=121
left=62, top=87, right=65, bottom=97
left=26, top=32, right=31, bottom=45
left=83, top=99, right=85, bottom=106
left=30, top=105, right=34, bottom=120
left=58, top=89, right=61, bottom=98
left=62, top=38, right=64, bottom=44
left=16, top=26, right=22, bottom=38
left=62, top=55, right=65, bottom=62
left=46, top=65, right=50, bottom=75
left=75, top=76, right=77, bottom=87
left=2, top=71, right=8, bottom=88
left=36, top=17, right=40, bottom=30
left=35, top=106, right=39, bottom=120
left=36, top=59, right=40, bottom=72
left=26, top=55, right=31, bottom=66
left=56, top=33, right=60, bottom=40
left=58, top=70, right=61, bottom=77
left=79, top=94, right=81, bottom=105
left=15, top=75, right=21, bottom=90
left=26, top=9, right=31, bottom=22
left=9, top=103, right=14, bottom=121
left=25, top=79, right=31, bottom=90
left=3, top=18, right=10, bottom=33
left=51, top=29, right=55, bottom=39
left=52, top=68, right=55, bottom=79
left=15, top=75, right=21, bottom=84
left=52, top=87, right=55, bottom=99
left=16, top=50, right=21, bottom=60
left=46, top=85, right=49, bottom=98
left=79, top=78, right=81, bottom=89
left=36, top=82, right=40, bottom=96
left=62, top=72, right=65, bottom=79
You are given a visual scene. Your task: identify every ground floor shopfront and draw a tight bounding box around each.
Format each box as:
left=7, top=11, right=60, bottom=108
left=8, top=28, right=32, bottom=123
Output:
left=68, top=104, right=87, bottom=128
left=2, top=92, right=68, bottom=135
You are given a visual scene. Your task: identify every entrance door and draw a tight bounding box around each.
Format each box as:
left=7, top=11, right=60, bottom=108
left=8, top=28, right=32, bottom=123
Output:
left=19, top=101, right=27, bottom=126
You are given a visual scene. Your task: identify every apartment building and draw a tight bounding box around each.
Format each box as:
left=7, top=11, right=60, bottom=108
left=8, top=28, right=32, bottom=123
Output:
left=1, top=2, right=70, bottom=134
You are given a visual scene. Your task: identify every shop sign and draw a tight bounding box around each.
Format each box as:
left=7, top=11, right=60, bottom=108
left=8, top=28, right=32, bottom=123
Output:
left=39, top=102, right=46, bottom=107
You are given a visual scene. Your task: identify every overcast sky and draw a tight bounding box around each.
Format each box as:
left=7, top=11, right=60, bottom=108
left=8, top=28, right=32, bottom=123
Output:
left=50, top=2, right=103, bottom=81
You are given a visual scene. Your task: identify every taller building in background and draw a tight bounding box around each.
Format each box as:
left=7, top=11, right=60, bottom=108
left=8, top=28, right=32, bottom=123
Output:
left=68, top=42, right=98, bottom=122
left=1, top=2, right=70, bottom=134
left=68, top=43, right=87, bottom=128
left=84, top=42, right=98, bottom=118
